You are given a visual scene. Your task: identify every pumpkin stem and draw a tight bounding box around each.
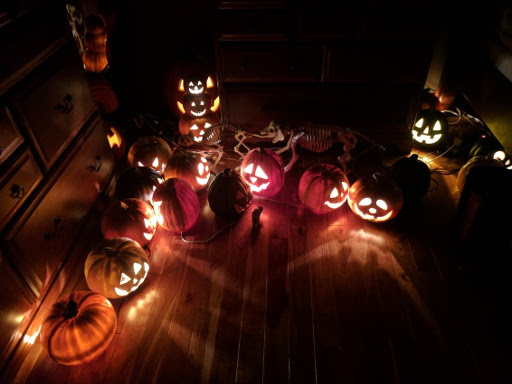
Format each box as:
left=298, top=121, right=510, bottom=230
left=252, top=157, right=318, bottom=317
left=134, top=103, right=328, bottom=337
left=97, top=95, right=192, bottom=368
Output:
left=410, top=154, right=419, bottom=161
left=104, top=247, right=118, bottom=258
left=63, top=300, right=79, bottom=319
left=223, top=168, right=231, bottom=175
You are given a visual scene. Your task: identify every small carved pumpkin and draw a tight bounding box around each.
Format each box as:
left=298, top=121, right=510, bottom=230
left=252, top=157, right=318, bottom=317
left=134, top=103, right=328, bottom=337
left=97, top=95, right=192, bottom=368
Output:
left=115, top=166, right=163, bottom=204
left=127, top=136, right=173, bottom=173
left=456, top=155, right=504, bottom=191
left=241, top=147, right=285, bottom=197
left=181, top=93, right=211, bottom=118
left=208, top=168, right=253, bottom=217
left=101, top=199, right=157, bottom=247
left=176, top=74, right=220, bottom=114
left=82, top=14, right=108, bottom=73
left=164, top=152, right=211, bottom=191
left=40, top=291, right=117, bottom=365
left=388, top=154, right=431, bottom=205
left=152, top=178, right=200, bottom=233
left=298, top=164, right=349, bottom=214
left=411, top=109, right=448, bottom=148
left=178, top=113, right=220, bottom=142
left=85, top=237, right=150, bottom=299
left=348, top=173, right=403, bottom=222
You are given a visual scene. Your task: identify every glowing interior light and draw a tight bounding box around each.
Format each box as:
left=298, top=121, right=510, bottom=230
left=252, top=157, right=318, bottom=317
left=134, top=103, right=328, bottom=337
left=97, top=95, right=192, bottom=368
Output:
left=144, top=262, right=150, bottom=272
left=133, top=263, right=142, bottom=274
left=138, top=161, right=144, bottom=167
left=433, top=121, right=442, bottom=131
left=204, top=123, right=211, bottom=130
left=115, top=288, right=129, bottom=296
left=207, top=76, right=214, bottom=88
left=152, top=157, right=159, bottom=168
left=250, top=182, right=270, bottom=192
left=107, top=127, right=122, bottom=148
left=191, top=110, right=206, bottom=117
left=189, top=81, right=194, bottom=87
left=359, top=197, right=372, bottom=206
left=342, top=182, right=348, bottom=191
left=133, top=278, right=139, bottom=285
left=177, top=101, right=185, bottom=114
left=424, top=127, right=430, bottom=134
left=190, top=124, right=198, bottom=130
left=369, top=208, right=377, bottom=214
left=178, top=79, right=185, bottom=91
left=415, top=118, right=424, bottom=128
left=200, top=101, right=205, bottom=106
left=153, top=185, right=157, bottom=192
left=23, top=326, right=41, bottom=345
left=194, top=137, right=202, bottom=142
left=376, top=199, right=388, bottom=210
left=198, top=163, right=204, bottom=175
left=143, top=232, right=153, bottom=241
left=191, top=102, right=196, bottom=107
left=120, top=273, right=131, bottom=285
left=244, top=164, right=254, bottom=174
left=201, top=157, right=207, bottom=163
left=153, top=201, right=164, bottom=225
left=494, top=151, right=506, bottom=161
left=250, top=177, right=257, bottom=183
left=211, top=96, right=220, bottom=112
left=330, top=188, right=339, bottom=198
left=254, top=166, right=268, bottom=179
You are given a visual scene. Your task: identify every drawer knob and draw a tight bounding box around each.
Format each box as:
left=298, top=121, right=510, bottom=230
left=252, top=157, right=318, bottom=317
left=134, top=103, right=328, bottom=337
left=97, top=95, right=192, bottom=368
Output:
left=89, top=155, right=102, bottom=172
left=44, top=216, right=63, bottom=240
left=0, top=146, right=3, bottom=156
left=10, top=184, right=25, bottom=199
left=55, top=94, right=74, bottom=114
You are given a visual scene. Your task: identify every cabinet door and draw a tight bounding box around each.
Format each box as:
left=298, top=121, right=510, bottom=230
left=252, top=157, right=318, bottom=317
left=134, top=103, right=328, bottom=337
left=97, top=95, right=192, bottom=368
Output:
left=11, top=46, right=96, bottom=170
left=0, top=105, right=24, bottom=166
left=3, top=117, right=114, bottom=297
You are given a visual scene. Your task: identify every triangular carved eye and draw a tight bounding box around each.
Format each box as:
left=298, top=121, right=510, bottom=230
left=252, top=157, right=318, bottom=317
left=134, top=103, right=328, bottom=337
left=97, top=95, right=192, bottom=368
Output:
left=342, top=182, right=348, bottom=191
left=376, top=200, right=387, bottom=210
left=207, top=76, right=214, bottom=88
left=198, top=163, right=204, bottom=175
left=433, top=121, right=442, bottom=131
left=359, top=197, right=372, bottom=206
left=205, top=123, right=211, bottom=129
left=330, top=188, right=339, bottom=198
left=244, top=164, right=254, bottom=174
left=120, top=273, right=130, bottom=285
left=415, top=118, right=424, bottom=128
left=191, top=124, right=198, bottom=130
left=152, top=157, right=159, bottom=168
left=133, top=263, right=142, bottom=274
left=189, top=81, right=194, bottom=88
left=255, top=166, right=268, bottom=179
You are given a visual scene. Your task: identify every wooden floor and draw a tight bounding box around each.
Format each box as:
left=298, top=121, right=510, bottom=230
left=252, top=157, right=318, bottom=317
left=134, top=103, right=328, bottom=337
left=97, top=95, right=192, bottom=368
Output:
left=3, top=143, right=512, bottom=384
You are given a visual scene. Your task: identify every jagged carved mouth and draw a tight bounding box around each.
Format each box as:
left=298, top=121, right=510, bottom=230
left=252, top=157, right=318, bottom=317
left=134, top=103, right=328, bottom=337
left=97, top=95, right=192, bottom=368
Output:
left=191, top=109, right=207, bottom=117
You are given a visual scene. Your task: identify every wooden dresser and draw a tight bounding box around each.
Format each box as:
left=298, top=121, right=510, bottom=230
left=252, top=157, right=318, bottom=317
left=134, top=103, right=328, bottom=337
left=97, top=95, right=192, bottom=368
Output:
left=0, top=5, right=115, bottom=371
left=215, top=0, right=437, bottom=151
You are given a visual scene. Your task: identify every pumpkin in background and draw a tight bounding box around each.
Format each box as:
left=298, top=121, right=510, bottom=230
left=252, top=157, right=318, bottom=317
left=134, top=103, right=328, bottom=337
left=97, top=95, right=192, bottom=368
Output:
left=241, top=147, right=285, bottom=197
left=176, top=74, right=220, bottom=114
left=208, top=168, right=253, bottom=217
left=85, top=237, right=150, bottom=298
left=82, top=13, right=108, bottom=73
left=456, top=155, right=504, bottom=191
left=298, top=164, right=349, bottom=214
left=164, top=152, right=211, bottom=191
left=101, top=199, right=157, bottom=247
left=115, top=166, right=163, bottom=204
left=127, top=136, right=173, bottom=173
left=348, top=173, right=403, bottom=222
left=178, top=113, right=219, bottom=142
left=152, top=178, right=200, bottom=233
left=106, top=126, right=125, bottom=161
left=40, top=291, right=117, bottom=365
left=388, top=154, right=431, bottom=205
left=411, top=108, right=448, bottom=149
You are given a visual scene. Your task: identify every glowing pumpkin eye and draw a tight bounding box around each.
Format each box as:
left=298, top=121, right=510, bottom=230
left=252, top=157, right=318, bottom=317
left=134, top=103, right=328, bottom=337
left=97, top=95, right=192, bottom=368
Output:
left=120, top=273, right=131, bottom=285
left=244, top=163, right=254, bottom=174
left=152, top=157, right=159, bottom=168
left=138, top=161, right=144, bottom=167
left=255, top=166, right=268, bottom=179
left=415, top=118, right=424, bottom=128
left=205, top=123, right=211, bottom=128
left=376, top=200, right=388, bottom=210
left=433, top=121, right=442, bottom=131
left=494, top=151, right=506, bottom=161
left=197, top=81, right=202, bottom=86
left=342, top=182, right=348, bottom=191
left=133, top=263, right=142, bottom=274
left=191, top=124, right=198, bottom=130
left=191, top=102, right=196, bottom=107
left=189, top=82, right=194, bottom=87
left=207, top=76, right=214, bottom=88
left=330, top=188, right=339, bottom=198
left=144, top=218, right=151, bottom=228
left=359, top=197, right=372, bottom=206
left=201, top=157, right=207, bottom=163
left=144, top=262, right=149, bottom=272
left=198, top=163, right=204, bottom=175
left=200, top=101, right=204, bottom=106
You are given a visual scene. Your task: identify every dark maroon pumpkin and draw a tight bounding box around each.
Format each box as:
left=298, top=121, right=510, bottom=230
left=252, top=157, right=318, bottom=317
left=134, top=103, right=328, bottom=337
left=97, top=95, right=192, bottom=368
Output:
left=115, top=166, right=162, bottom=204
left=299, top=164, right=349, bottom=214
left=241, top=147, right=285, bottom=197
left=208, top=168, right=253, bottom=217
left=127, top=136, right=173, bottom=173
left=152, top=178, right=200, bottom=233
left=164, top=151, right=211, bottom=191
left=388, top=154, right=431, bottom=205
left=348, top=173, right=403, bottom=223
left=101, top=198, right=157, bottom=247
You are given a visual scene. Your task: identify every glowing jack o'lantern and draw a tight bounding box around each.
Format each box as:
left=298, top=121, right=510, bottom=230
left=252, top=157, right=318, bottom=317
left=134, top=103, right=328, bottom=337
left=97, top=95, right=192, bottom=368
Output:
left=106, top=126, right=126, bottom=161
left=411, top=109, right=448, bottom=148
left=348, top=173, right=403, bottom=222
left=115, top=166, right=163, bottom=204
left=127, top=136, right=173, bottom=174
left=176, top=74, right=220, bottom=114
left=164, top=152, right=211, bottom=191
left=84, top=237, right=150, bottom=299
left=298, top=164, right=349, bottom=214
left=40, top=291, right=117, bottom=365
left=241, top=147, right=285, bottom=197
left=494, top=150, right=512, bottom=169
left=178, top=113, right=220, bottom=142
left=101, top=198, right=157, bottom=247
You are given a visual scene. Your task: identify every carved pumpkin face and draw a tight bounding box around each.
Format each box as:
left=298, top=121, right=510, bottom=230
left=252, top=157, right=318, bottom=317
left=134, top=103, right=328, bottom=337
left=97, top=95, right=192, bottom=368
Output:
left=182, top=93, right=211, bottom=117
left=298, top=164, right=349, bottom=214
left=127, top=136, right=173, bottom=173
left=84, top=237, right=150, bottom=299
left=348, top=173, right=403, bottom=222
left=493, top=150, right=512, bottom=169
left=179, top=74, right=215, bottom=95
left=241, top=147, right=285, bottom=197
left=178, top=113, right=220, bottom=142
left=176, top=74, right=220, bottom=115
left=412, top=109, right=448, bottom=148
left=101, top=198, right=157, bottom=247
left=164, top=152, right=211, bottom=191
left=208, top=168, right=253, bottom=217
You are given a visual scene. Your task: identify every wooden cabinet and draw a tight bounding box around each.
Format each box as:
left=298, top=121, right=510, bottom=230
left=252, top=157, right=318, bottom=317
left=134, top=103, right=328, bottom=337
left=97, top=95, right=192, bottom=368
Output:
left=215, top=1, right=437, bottom=150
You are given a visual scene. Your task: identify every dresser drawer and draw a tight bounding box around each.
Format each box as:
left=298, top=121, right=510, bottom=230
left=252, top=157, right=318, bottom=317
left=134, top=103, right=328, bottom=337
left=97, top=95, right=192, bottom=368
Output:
left=0, top=106, right=24, bottom=166
left=324, top=41, right=432, bottom=84
left=357, top=9, right=434, bottom=40
left=3, top=117, right=114, bottom=297
left=11, top=47, right=96, bottom=170
left=218, top=44, right=321, bottom=83
left=0, top=150, right=43, bottom=230
left=217, top=9, right=289, bottom=41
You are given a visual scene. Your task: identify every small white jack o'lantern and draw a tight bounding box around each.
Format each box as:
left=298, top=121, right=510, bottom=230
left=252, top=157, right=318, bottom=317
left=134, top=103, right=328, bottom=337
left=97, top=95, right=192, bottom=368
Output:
left=411, top=109, right=448, bottom=148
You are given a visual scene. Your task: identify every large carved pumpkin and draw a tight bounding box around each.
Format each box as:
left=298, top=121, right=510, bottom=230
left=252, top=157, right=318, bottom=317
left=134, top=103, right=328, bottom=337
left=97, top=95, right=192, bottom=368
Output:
left=127, top=136, right=173, bottom=173
left=115, top=166, right=163, bottom=204
left=152, top=178, right=200, bottom=233
left=40, top=291, right=117, bottom=365
left=101, top=199, right=157, bottom=247
left=85, top=237, right=150, bottom=299
left=388, top=154, right=431, bottom=206
left=208, top=168, right=253, bottom=217
left=164, top=152, right=211, bottom=191
left=241, top=147, right=285, bottom=197
left=411, top=108, right=448, bottom=149
left=348, top=173, right=403, bottom=222
left=299, top=164, right=349, bottom=214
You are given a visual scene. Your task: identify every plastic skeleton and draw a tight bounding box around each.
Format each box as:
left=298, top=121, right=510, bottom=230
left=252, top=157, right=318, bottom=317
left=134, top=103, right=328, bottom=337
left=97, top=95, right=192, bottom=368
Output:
left=259, top=121, right=386, bottom=173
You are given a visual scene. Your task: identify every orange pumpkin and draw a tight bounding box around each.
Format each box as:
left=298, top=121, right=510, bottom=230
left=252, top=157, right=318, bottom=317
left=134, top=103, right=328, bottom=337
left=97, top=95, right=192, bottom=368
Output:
left=164, top=152, right=211, bottom=191
left=178, top=113, right=219, bottom=141
left=241, top=147, right=285, bottom=197
left=127, top=136, right=173, bottom=173
left=82, top=13, right=108, bottom=73
left=85, top=238, right=150, bottom=299
left=40, top=291, right=117, bottom=366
